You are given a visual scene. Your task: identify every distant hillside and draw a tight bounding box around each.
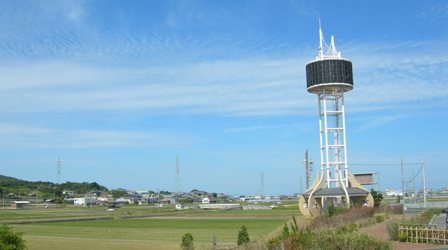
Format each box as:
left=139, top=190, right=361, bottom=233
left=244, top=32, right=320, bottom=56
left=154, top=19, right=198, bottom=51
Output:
left=0, top=175, right=108, bottom=200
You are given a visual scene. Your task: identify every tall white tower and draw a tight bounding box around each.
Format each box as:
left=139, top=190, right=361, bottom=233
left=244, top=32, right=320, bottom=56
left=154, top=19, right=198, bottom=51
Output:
left=308, top=24, right=352, bottom=194
left=299, top=24, right=373, bottom=216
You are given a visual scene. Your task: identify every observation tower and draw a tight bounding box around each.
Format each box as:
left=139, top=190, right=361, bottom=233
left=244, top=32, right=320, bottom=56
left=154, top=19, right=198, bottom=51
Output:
left=299, top=24, right=373, bottom=216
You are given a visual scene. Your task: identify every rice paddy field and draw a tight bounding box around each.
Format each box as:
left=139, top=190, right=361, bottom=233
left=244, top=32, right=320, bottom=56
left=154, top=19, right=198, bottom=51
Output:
left=1, top=203, right=302, bottom=249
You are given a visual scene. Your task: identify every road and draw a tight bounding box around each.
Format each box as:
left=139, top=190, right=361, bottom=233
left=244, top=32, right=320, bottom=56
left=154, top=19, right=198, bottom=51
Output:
left=431, top=213, right=448, bottom=229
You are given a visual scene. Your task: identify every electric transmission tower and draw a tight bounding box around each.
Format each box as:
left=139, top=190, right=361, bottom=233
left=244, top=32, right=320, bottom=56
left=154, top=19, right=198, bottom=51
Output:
left=260, top=172, right=264, bottom=198
left=57, top=157, right=61, bottom=184
left=175, top=155, right=180, bottom=194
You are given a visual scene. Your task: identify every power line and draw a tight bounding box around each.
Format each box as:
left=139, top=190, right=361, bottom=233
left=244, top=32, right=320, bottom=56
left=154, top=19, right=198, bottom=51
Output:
left=349, top=162, right=424, bottom=166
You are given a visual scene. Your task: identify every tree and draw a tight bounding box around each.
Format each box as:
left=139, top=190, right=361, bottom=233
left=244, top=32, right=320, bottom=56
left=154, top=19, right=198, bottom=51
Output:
left=110, top=189, right=127, bottom=199
left=181, top=233, right=194, bottom=250
left=370, top=189, right=383, bottom=208
left=0, top=224, right=26, bottom=250
left=237, top=225, right=250, bottom=245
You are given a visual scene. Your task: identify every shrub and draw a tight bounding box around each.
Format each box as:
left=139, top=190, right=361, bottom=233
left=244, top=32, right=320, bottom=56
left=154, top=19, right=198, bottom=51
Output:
left=411, top=208, right=442, bottom=224
left=398, top=231, right=407, bottom=242
left=315, top=229, right=392, bottom=250
left=309, top=207, right=375, bottom=230
left=371, top=189, right=383, bottom=208
left=0, top=224, right=26, bottom=250
left=181, top=233, right=194, bottom=250
left=267, top=226, right=392, bottom=250
left=237, top=225, right=250, bottom=246
left=375, top=214, right=385, bottom=223
left=327, top=204, right=344, bottom=218
left=386, top=222, right=399, bottom=241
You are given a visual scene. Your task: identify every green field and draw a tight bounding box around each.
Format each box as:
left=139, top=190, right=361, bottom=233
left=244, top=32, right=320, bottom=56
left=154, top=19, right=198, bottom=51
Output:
left=2, top=204, right=302, bottom=249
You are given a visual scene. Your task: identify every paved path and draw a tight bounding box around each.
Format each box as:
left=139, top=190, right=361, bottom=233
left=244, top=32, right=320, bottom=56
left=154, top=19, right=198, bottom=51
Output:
left=431, top=213, right=448, bottom=229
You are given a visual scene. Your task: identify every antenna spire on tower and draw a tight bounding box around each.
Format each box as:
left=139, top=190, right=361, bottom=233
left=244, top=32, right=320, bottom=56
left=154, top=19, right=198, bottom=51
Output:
left=318, top=18, right=323, bottom=59
left=316, top=20, right=341, bottom=59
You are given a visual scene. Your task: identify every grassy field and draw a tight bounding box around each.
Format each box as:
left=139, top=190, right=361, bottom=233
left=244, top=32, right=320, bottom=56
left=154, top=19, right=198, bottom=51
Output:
left=2, top=204, right=302, bottom=249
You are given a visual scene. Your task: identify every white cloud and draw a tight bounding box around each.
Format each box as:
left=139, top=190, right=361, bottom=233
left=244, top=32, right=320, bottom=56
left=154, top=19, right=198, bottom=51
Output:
left=353, top=114, right=406, bottom=133
left=0, top=123, right=190, bottom=149
left=0, top=25, right=446, bottom=117
left=224, top=122, right=313, bottom=133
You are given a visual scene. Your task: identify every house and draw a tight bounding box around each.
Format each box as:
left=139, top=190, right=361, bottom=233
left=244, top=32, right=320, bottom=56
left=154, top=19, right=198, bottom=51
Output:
left=63, top=190, right=75, bottom=197
left=97, top=195, right=114, bottom=204
left=202, top=197, right=210, bottom=204
left=74, top=197, right=97, bottom=206
left=114, top=198, right=132, bottom=204
left=11, top=201, right=30, bottom=209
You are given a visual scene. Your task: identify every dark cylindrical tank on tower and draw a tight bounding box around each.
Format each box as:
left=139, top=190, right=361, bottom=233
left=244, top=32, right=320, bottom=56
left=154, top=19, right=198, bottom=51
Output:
left=306, top=59, right=353, bottom=94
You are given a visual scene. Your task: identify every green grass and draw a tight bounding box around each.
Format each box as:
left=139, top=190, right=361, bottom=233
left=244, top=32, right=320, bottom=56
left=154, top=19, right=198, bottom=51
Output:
left=14, top=218, right=288, bottom=249
left=3, top=205, right=301, bottom=249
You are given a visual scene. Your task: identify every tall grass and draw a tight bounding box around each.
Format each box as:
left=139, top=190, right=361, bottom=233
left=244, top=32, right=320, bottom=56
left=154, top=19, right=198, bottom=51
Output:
left=309, top=207, right=375, bottom=230
left=387, top=208, right=444, bottom=242
left=267, top=224, right=391, bottom=250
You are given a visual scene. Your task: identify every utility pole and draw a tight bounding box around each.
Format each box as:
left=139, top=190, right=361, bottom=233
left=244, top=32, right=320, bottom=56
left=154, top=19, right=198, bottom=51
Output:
left=401, top=157, right=405, bottom=205
left=377, top=171, right=380, bottom=192
left=412, top=168, right=415, bottom=204
left=422, top=162, right=427, bottom=207
left=304, top=149, right=313, bottom=189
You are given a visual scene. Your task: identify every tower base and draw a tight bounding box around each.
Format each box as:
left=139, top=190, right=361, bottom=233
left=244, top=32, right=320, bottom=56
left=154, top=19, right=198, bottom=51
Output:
left=299, top=172, right=374, bottom=217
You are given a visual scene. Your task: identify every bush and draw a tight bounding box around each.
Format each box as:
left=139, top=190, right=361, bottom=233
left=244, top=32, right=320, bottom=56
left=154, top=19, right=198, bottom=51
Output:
left=237, top=225, right=250, bottom=245
left=327, top=204, right=344, bottom=218
left=181, top=233, right=194, bottom=250
left=386, top=222, right=399, bottom=241
left=375, top=214, right=385, bottom=223
left=410, top=208, right=442, bottom=224
left=315, top=229, right=391, bottom=250
left=309, top=207, right=374, bottom=230
left=398, top=231, right=408, bottom=242
left=267, top=226, right=392, bottom=250
left=0, top=224, right=26, bottom=250
left=371, top=189, right=383, bottom=208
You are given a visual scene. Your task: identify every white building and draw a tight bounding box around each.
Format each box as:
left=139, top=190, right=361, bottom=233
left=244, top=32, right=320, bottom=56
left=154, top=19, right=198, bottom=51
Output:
left=385, top=190, right=403, bottom=196
left=202, top=197, right=210, bottom=204
left=74, top=197, right=97, bottom=206
left=199, top=204, right=241, bottom=210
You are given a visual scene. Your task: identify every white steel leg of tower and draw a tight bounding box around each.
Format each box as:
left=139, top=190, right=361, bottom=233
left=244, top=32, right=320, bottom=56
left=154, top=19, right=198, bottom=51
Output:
left=318, top=91, right=349, bottom=189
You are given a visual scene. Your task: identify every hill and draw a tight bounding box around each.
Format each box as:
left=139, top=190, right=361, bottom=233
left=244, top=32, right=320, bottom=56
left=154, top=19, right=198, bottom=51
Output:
left=0, top=175, right=108, bottom=201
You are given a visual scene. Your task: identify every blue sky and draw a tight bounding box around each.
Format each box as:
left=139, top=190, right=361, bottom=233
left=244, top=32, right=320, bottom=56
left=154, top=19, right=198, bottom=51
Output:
left=0, top=0, right=446, bottom=195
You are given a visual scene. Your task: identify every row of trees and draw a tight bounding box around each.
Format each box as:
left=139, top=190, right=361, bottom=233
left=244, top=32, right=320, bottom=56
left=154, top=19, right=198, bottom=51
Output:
left=0, top=175, right=108, bottom=200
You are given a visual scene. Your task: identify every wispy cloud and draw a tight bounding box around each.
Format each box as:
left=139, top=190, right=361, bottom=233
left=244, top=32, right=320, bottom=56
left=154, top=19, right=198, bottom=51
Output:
left=224, top=122, right=313, bottom=133
left=0, top=123, right=190, bottom=149
left=0, top=1, right=446, bottom=118
left=354, top=114, right=406, bottom=133
left=0, top=41, right=446, bottom=117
